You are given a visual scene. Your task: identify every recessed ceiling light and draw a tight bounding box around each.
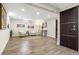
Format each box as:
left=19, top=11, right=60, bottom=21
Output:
left=21, top=8, right=25, bottom=11
left=48, top=15, right=51, bottom=18
left=36, top=12, right=40, bottom=15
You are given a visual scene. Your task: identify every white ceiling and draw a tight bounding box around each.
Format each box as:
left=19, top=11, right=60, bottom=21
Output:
left=49, top=3, right=71, bottom=9
left=6, top=3, right=57, bottom=21
left=6, top=3, right=79, bottom=21
left=47, top=3, right=79, bottom=11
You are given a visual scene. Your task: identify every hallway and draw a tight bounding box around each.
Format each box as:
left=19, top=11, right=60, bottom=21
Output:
left=2, top=36, right=79, bottom=55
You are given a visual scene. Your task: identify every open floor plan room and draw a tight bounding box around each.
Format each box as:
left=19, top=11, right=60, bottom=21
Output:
left=0, top=3, right=79, bottom=55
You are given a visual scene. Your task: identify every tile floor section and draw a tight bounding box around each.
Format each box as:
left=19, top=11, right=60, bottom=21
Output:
left=2, top=36, right=79, bottom=55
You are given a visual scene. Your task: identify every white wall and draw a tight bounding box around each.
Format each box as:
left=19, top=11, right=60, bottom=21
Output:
left=10, top=18, right=44, bottom=37
left=0, top=11, right=10, bottom=55
left=10, top=19, right=28, bottom=36
left=0, top=15, right=10, bottom=54
left=47, top=13, right=60, bottom=45
left=0, top=29, right=10, bottom=54
left=47, top=19, right=56, bottom=38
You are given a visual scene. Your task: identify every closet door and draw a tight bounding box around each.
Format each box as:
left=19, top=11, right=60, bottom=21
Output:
left=60, top=6, right=78, bottom=51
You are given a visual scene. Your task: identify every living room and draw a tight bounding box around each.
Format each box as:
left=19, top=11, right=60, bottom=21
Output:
left=0, top=3, right=79, bottom=55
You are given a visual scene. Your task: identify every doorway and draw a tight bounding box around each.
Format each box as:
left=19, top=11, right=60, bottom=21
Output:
left=56, top=19, right=58, bottom=41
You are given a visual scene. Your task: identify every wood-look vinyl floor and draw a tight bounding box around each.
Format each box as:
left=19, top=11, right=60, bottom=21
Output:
left=2, top=36, right=79, bottom=55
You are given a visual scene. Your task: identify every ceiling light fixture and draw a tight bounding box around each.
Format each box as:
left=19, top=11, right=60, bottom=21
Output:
left=36, top=12, right=40, bottom=15
left=21, top=8, right=25, bottom=11
left=48, top=15, right=51, bottom=18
